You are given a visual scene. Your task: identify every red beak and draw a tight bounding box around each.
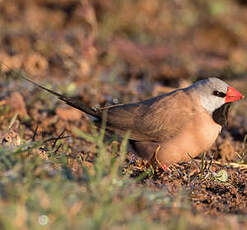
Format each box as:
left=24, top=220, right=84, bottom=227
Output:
left=225, top=86, right=244, bottom=103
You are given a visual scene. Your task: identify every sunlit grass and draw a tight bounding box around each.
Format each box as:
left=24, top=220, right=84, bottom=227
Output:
left=0, top=125, right=186, bottom=230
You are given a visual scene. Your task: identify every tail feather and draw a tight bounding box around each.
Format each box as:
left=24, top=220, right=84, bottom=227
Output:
left=18, top=72, right=101, bottom=120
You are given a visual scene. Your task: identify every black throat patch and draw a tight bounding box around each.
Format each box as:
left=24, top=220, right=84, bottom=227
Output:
left=212, top=103, right=232, bottom=126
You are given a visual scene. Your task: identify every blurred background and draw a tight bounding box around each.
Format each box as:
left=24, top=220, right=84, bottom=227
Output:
left=1, top=0, right=247, bottom=96
left=1, top=0, right=247, bottom=135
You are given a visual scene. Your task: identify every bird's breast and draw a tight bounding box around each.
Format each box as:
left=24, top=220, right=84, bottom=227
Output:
left=157, top=111, right=222, bottom=166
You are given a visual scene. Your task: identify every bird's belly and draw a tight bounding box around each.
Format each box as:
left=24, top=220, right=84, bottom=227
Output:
left=157, top=113, right=222, bottom=166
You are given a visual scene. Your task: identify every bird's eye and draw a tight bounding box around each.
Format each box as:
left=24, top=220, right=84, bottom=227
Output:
left=213, top=90, right=226, bottom=98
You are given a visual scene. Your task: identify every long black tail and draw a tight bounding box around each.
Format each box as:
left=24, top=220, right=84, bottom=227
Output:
left=1, top=63, right=101, bottom=120
left=23, top=75, right=101, bottom=119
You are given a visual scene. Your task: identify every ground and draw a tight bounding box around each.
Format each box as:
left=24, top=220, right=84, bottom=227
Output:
left=0, top=0, right=247, bottom=229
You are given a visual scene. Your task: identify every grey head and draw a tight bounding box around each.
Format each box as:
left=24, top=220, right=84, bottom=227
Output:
left=187, top=78, right=229, bottom=114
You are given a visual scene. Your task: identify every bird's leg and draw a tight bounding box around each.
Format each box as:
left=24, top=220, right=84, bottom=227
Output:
left=148, top=144, right=167, bottom=171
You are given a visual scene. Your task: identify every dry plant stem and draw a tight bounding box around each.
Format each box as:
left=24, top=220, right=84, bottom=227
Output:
left=52, top=129, right=66, bottom=149
left=194, top=159, right=247, bottom=169
left=187, top=152, right=201, bottom=169
left=31, top=124, right=39, bottom=142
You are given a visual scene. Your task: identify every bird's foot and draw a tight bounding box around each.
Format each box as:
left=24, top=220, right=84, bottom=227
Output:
left=155, top=157, right=167, bottom=171
left=147, top=160, right=167, bottom=172
left=160, top=163, right=167, bottom=171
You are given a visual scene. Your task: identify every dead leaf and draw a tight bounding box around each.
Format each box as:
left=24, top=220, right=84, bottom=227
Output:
left=56, top=107, right=82, bottom=121
left=8, top=92, right=28, bottom=118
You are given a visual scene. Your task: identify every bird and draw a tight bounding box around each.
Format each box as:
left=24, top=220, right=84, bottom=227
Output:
left=20, top=75, right=243, bottom=169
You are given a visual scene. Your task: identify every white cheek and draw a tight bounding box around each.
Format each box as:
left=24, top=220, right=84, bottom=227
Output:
left=200, top=96, right=225, bottom=114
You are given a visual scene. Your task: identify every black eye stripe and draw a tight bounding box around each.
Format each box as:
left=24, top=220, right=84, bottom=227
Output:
left=213, top=90, right=226, bottom=98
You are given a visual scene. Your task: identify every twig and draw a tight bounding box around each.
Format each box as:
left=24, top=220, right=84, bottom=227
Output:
left=194, top=159, right=247, bottom=169
left=52, top=129, right=66, bottom=149
left=187, top=152, right=200, bottom=169
left=43, top=135, right=70, bottom=144
left=32, top=124, right=39, bottom=142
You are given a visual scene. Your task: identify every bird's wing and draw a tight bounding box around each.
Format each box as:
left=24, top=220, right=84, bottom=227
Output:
left=18, top=73, right=196, bottom=142
left=103, top=90, right=196, bottom=142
